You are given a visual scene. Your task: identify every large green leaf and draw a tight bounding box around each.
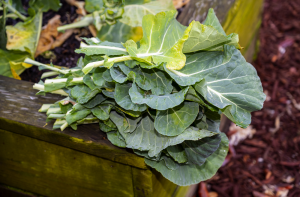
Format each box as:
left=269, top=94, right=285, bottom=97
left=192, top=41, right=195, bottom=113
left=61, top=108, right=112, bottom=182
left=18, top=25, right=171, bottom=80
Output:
left=182, top=21, right=229, bottom=53
left=91, top=104, right=112, bottom=121
left=113, top=114, right=218, bottom=157
left=192, top=47, right=265, bottom=127
left=76, top=37, right=128, bottom=56
left=183, top=134, right=221, bottom=166
left=125, top=11, right=193, bottom=70
left=120, top=0, right=175, bottom=27
left=109, top=111, right=141, bottom=135
left=114, top=83, right=147, bottom=112
left=93, top=67, right=107, bottom=87
left=154, top=102, right=199, bottom=136
left=129, top=83, right=188, bottom=110
left=6, top=10, right=42, bottom=57
left=119, top=63, right=173, bottom=95
left=145, top=132, right=229, bottom=186
left=97, top=21, right=143, bottom=43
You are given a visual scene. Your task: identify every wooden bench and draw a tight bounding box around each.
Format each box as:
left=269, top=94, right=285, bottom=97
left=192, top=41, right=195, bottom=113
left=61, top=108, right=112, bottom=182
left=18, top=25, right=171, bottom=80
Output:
left=0, top=0, right=263, bottom=196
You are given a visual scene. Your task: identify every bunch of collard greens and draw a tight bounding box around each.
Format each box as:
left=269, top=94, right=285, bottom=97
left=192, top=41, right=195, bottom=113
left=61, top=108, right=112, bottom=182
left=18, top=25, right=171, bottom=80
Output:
left=30, top=9, right=266, bottom=186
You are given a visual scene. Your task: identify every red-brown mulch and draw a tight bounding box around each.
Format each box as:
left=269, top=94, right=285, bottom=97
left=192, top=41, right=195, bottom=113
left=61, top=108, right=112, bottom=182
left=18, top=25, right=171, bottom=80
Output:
left=199, top=0, right=300, bottom=197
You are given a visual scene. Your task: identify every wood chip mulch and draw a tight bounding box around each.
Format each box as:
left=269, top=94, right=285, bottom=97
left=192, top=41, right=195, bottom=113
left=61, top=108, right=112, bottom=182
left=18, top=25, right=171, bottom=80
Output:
left=198, top=0, right=300, bottom=197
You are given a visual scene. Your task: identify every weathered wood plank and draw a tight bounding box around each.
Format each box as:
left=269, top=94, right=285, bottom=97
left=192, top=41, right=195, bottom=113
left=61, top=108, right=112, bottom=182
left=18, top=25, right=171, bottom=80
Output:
left=0, top=76, right=147, bottom=169
left=0, top=129, right=135, bottom=197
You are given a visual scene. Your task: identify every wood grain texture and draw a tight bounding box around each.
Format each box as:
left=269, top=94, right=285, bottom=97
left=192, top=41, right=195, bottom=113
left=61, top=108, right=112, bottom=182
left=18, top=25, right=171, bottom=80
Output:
left=0, top=129, right=135, bottom=197
left=0, top=76, right=146, bottom=169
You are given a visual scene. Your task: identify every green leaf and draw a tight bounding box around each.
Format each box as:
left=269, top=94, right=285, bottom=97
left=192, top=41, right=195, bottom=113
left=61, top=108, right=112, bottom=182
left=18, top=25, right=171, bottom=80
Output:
left=115, top=83, right=147, bottom=112
left=83, top=74, right=98, bottom=90
left=154, top=102, right=199, bottom=136
left=125, top=11, right=193, bottom=70
left=183, top=134, right=221, bottom=166
left=77, top=89, right=101, bottom=104
left=191, top=46, right=266, bottom=128
left=166, top=145, right=188, bottom=163
left=93, top=67, right=107, bottom=87
left=102, top=90, right=115, bottom=98
left=91, top=104, right=112, bottom=120
left=29, top=0, right=61, bottom=12
left=107, top=131, right=126, bottom=148
left=0, top=49, right=30, bottom=78
left=120, top=0, right=175, bottom=27
left=119, top=63, right=173, bottom=95
left=103, top=69, right=114, bottom=82
left=109, top=111, right=141, bottom=135
left=66, top=109, right=91, bottom=125
left=71, top=85, right=90, bottom=99
left=82, top=93, right=106, bottom=108
left=116, top=115, right=218, bottom=157
left=185, top=86, right=218, bottom=112
left=110, top=63, right=132, bottom=83
left=97, top=21, right=143, bottom=43
left=145, top=132, right=229, bottom=186
left=6, top=10, right=42, bottom=57
left=182, top=21, right=230, bottom=53
left=99, top=119, right=116, bottom=132
left=76, top=37, right=128, bottom=56
left=129, top=83, right=188, bottom=110
left=85, top=0, right=104, bottom=13
left=203, top=8, right=226, bottom=36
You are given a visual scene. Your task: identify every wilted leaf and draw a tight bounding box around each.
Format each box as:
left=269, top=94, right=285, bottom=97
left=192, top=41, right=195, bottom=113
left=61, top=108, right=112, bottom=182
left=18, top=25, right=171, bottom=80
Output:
left=6, top=10, right=42, bottom=57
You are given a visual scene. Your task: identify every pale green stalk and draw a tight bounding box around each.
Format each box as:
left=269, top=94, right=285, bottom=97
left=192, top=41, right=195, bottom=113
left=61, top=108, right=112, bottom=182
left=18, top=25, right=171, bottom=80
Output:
left=57, top=16, right=93, bottom=32
left=33, top=84, right=69, bottom=96
left=60, top=122, right=69, bottom=131
left=38, top=104, right=52, bottom=112
left=83, top=55, right=133, bottom=74
left=41, top=71, right=60, bottom=79
left=2, top=1, right=27, bottom=21
left=25, top=58, right=79, bottom=74
left=48, top=114, right=66, bottom=119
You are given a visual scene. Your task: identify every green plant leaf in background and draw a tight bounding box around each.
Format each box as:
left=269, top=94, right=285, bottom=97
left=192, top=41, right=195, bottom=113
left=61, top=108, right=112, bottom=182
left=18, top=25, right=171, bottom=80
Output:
left=29, top=0, right=61, bottom=12
left=97, top=21, right=143, bottom=43
left=154, top=102, right=199, bottom=136
left=6, top=10, right=42, bottom=57
left=85, top=0, right=104, bottom=13
left=145, top=132, right=229, bottom=186
left=120, top=0, right=175, bottom=27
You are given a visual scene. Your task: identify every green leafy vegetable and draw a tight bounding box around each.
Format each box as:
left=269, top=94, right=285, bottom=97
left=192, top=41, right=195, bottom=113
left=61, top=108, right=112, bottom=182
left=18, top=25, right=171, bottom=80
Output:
left=32, top=9, right=265, bottom=186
